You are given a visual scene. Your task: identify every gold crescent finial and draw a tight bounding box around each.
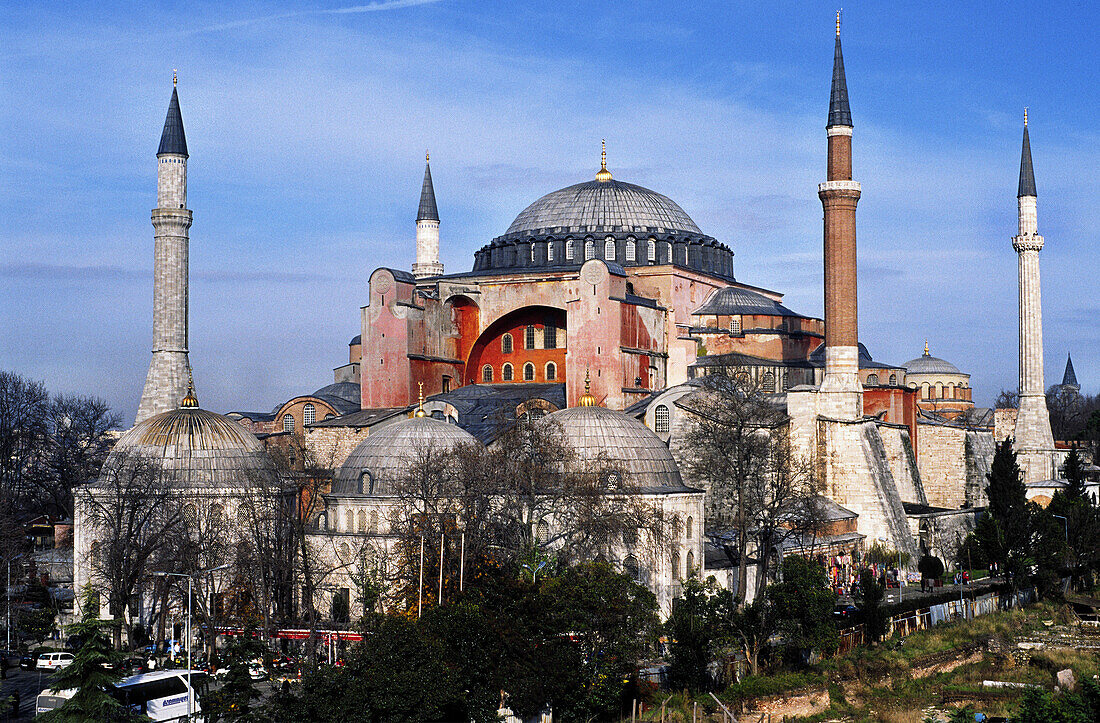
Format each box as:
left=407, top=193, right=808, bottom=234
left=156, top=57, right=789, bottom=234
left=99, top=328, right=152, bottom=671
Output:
left=414, top=382, right=427, bottom=417
left=836, top=9, right=841, bottom=37
left=596, top=139, right=612, bottom=182
left=173, top=69, right=178, bottom=87
left=426, top=149, right=430, bottom=163
left=924, top=340, right=930, bottom=356
left=1024, top=107, right=1028, bottom=127
left=181, top=362, right=198, bottom=408
left=578, top=368, right=598, bottom=407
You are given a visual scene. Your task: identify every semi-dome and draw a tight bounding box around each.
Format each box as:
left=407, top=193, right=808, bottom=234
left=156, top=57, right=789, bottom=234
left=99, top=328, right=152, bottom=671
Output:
left=103, top=406, right=275, bottom=487
left=505, top=179, right=703, bottom=238
left=333, top=416, right=479, bottom=496
left=904, top=345, right=964, bottom=376
left=544, top=405, right=690, bottom=493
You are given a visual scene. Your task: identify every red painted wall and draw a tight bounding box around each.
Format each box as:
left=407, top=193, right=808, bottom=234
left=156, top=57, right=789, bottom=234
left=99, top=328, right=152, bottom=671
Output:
left=464, top=307, right=567, bottom=385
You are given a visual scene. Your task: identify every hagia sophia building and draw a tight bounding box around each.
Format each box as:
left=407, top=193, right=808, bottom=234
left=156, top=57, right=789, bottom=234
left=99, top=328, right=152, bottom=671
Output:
left=73, top=19, right=1073, bottom=622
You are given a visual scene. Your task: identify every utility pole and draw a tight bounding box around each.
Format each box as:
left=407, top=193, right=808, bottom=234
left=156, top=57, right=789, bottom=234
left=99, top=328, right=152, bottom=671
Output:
left=6, top=554, right=24, bottom=650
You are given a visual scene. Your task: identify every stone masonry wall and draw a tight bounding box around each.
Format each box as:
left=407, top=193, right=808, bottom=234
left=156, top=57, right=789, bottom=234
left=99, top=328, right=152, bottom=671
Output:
left=878, top=424, right=927, bottom=504
left=915, top=423, right=968, bottom=509
left=305, top=426, right=369, bottom=470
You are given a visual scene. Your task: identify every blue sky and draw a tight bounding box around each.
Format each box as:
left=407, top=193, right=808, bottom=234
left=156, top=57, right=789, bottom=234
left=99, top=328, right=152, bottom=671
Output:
left=1, top=1, right=1097, bottom=423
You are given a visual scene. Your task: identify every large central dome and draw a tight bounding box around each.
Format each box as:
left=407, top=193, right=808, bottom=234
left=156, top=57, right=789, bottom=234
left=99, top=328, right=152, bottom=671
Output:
left=505, top=179, right=703, bottom=238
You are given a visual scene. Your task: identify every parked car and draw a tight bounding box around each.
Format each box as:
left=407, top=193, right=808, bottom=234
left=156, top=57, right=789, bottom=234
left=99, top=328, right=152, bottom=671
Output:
left=36, top=652, right=75, bottom=671
left=20, top=653, right=36, bottom=670
left=832, top=604, right=860, bottom=620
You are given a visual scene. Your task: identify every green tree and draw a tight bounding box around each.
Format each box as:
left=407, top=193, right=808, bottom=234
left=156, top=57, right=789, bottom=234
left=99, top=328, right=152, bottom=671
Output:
left=977, top=440, right=1032, bottom=591
left=420, top=601, right=506, bottom=723
left=770, top=556, right=838, bottom=663
left=711, top=585, right=776, bottom=676
left=855, top=568, right=889, bottom=644
left=41, top=588, right=127, bottom=722
left=17, top=605, right=56, bottom=643
left=665, top=577, right=717, bottom=691
left=205, top=621, right=267, bottom=722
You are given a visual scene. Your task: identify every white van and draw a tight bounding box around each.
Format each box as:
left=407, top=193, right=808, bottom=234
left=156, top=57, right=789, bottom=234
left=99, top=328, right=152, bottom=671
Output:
left=35, top=687, right=76, bottom=714
left=112, top=669, right=206, bottom=721
left=35, top=652, right=74, bottom=671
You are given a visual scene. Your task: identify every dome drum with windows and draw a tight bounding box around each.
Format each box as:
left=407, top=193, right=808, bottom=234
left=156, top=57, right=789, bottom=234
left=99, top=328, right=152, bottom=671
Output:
left=472, top=147, right=734, bottom=279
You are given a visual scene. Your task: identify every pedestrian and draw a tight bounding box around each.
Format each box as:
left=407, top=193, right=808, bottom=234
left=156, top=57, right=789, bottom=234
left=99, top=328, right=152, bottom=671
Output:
left=963, top=570, right=970, bottom=585
left=12, top=689, right=20, bottom=716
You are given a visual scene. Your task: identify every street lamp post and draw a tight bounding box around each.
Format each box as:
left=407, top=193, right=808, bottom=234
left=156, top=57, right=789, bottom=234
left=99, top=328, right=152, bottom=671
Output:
left=154, top=564, right=230, bottom=720
left=1052, top=514, right=1069, bottom=542
left=522, top=561, right=548, bottom=585
left=6, top=554, right=24, bottom=650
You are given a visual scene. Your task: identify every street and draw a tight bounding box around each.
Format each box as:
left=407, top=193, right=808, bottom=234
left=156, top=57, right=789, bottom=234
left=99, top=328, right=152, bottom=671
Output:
left=0, top=666, right=57, bottom=722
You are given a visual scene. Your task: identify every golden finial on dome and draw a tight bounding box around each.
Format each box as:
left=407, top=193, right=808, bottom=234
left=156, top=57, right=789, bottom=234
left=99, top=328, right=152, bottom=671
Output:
left=173, top=69, right=178, bottom=87
left=578, top=369, right=598, bottom=407
left=181, top=364, right=198, bottom=408
left=836, top=9, right=841, bottom=37
left=1024, top=107, right=1028, bottom=127
left=595, top=139, right=612, bottom=182
left=924, top=340, right=930, bottom=356
left=414, top=382, right=427, bottom=417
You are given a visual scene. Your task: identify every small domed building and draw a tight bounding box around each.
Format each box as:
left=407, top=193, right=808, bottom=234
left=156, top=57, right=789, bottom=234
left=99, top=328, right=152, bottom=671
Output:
left=903, top=343, right=974, bottom=418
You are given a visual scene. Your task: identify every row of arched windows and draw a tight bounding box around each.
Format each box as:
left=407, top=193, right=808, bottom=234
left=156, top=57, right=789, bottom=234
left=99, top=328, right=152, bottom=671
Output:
left=562, top=237, right=661, bottom=264
left=482, top=362, right=557, bottom=383
left=501, top=326, right=561, bottom=353
left=320, top=508, right=381, bottom=534
left=282, top=403, right=319, bottom=433
left=919, top=381, right=968, bottom=400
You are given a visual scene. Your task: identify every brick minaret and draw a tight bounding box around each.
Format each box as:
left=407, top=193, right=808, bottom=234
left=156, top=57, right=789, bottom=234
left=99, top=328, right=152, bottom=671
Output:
left=817, top=14, right=862, bottom=419
left=411, top=152, right=443, bottom=279
left=136, top=75, right=192, bottom=424
left=1011, top=110, right=1056, bottom=482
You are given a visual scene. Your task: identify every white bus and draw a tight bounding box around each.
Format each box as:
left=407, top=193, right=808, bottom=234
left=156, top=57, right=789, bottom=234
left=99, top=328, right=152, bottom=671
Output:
left=36, top=669, right=206, bottom=720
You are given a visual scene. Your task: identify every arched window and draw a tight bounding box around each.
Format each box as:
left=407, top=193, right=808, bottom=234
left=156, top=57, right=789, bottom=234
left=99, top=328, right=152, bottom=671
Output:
left=357, top=510, right=366, bottom=533
left=547, top=240, right=555, bottom=262
left=530, top=242, right=536, bottom=262
left=345, top=509, right=354, bottom=533
left=369, top=511, right=379, bottom=534
left=501, top=333, right=513, bottom=354
left=525, top=325, right=537, bottom=349
left=889, top=374, right=897, bottom=386
left=545, top=362, right=557, bottom=380
left=686, top=516, right=694, bottom=539
left=730, top=316, right=742, bottom=334
left=647, top=238, right=656, bottom=262
left=671, top=515, right=682, bottom=540
left=543, top=325, right=557, bottom=349
left=866, top=374, right=879, bottom=387
left=654, top=404, right=670, bottom=434
left=762, top=372, right=776, bottom=393
left=339, top=542, right=350, bottom=559
left=303, top=403, right=315, bottom=426
left=584, top=239, right=594, bottom=260
left=935, top=382, right=943, bottom=399
left=604, top=237, right=616, bottom=261
left=623, top=554, right=641, bottom=582
left=523, top=362, right=535, bottom=381
left=359, top=471, right=373, bottom=495
left=626, top=239, right=636, bottom=262
left=282, top=414, right=295, bottom=433
left=482, top=365, right=493, bottom=383
left=210, top=504, right=224, bottom=525
left=566, top=238, right=574, bottom=260
left=317, top=512, right=327, bottom=531
left=671, top=552, right=681, bottom=580
left=502, top=363, right=514, bottom=381
left=536, top=521, right=550, bottom=544
left=623, top=527, right=638, bottom=546
left=686, top=550, right=695, bottom=575
left=921, top=382, right=930, bottom=399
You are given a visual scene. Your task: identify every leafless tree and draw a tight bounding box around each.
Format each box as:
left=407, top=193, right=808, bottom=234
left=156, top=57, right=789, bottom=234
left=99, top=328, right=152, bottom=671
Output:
left=0, top=371, right=49, bottom=513
left=994, top=389, right=1019, bottom=409
left=78, top=449, right=185, bottom=648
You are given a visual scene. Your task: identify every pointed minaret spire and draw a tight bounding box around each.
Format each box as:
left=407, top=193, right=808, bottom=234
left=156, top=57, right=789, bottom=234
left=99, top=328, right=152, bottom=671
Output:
left=157, top=76, right=188, bottom=158
left=1018, top=109, right=1036, bottom=198
left=1062, top=354, right=1079, bottom=390
left=412, top=153, right=443, bottom=278
left=828, top=11, right=852, bottom=128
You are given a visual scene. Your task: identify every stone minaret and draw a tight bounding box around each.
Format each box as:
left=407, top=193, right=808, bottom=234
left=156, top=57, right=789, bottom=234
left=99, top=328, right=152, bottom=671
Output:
left=411, top=152, right=443, bottom=279
left=1012, top=110, right=1056, bottom=481
left=136, top=75, right=193, bottom=424
left=817, top=13, right=863, bottom=420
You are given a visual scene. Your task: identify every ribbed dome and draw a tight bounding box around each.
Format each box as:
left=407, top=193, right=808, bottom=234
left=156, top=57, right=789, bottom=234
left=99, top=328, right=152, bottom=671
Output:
left=545, top=406, right=688, bottom=493
left=904, top=352, right=963, bottom=376
left=504, top=179, right=702, bottom=238
left=104, top=407, right=274, bottom=487
left=333, top=417, right=479, bottom=496
left=693, top=286, right=804, bottom=317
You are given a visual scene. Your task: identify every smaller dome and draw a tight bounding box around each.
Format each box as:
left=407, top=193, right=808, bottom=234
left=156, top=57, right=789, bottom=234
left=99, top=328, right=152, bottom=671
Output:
left=693, top=287, right=805, bottom=318
left=104, top=407, right=274, bottom=488
left=904, top=347, right=963, bottom=376
left=545, top=406, right=689, bottom=493
left=333, top=416, right=478, bottom=496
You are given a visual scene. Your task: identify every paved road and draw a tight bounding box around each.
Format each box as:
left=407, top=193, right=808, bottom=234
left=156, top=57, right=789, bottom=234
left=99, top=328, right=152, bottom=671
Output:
left=838, top=577, right=1001, bottom=607
left=0, top=666, right=58, bottom=721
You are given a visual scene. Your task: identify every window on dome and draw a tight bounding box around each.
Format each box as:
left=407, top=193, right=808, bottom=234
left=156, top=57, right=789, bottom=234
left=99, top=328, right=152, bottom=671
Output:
left=482, top=365, right=493, bottom=383
left=647, top=238, right=656, bottom=262
left=502, top=363, right=514, bottom=381
left=543, top=325, right=557, bottom=349
left=584, top=239, right=594, bottom=260
left=547, top=240, right=555, bottom=262
left=303, top=403, right=315, bottom=426
left=762, top=372, right=775, bottom=393
left=626, top=239, right=636, bottom=262
left=566, top=238, right=574, bottom=260
left=502, top=333, right=513, bottom=354
left=282, top=414, right=294, bottom=433
left=523, top=363, right=535, bottom=381
left=357, top=510, right=366, bottom=533
left=359, top=471, right=374, bottom=495
left=525, top=325, right=537, bottom=349
left=866, top=374, right=879, bottom=387
left=545, top=362, right=557, bottom=380
left=654, top=404, right=670, bottom=434
left=530, top=243, right=536, bottom=263
left=604, top=237, right=615, bottom=261
left=889, top=374, right=897, bottom=386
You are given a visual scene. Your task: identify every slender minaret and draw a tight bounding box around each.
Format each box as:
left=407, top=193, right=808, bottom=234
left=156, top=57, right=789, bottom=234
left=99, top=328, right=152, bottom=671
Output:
left=817, top=12, right=863, bottom=419
left=411, top=152, right=443, bottom=279
left=136, top=73, right=193, bottom=424
left=1012, top=109, right=1056, bottom=482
